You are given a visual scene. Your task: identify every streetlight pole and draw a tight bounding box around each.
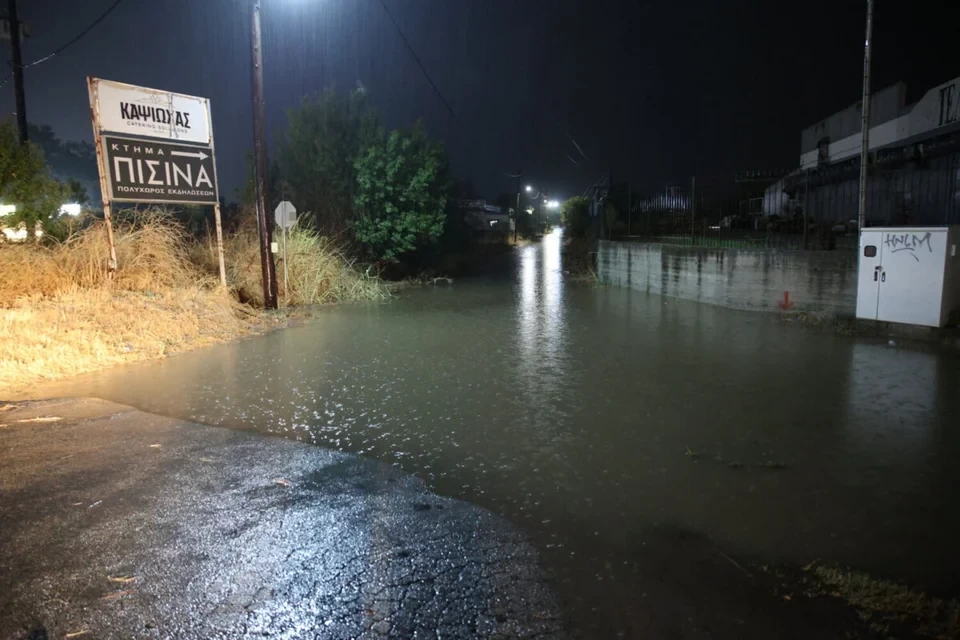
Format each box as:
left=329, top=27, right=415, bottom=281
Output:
left=514, top=170, right=521, bottom=243
left=524, top=184, right=558, bottom=236
left=857, top=0, right=874, bottom=236
left=249, top=0, right=278, bottom=310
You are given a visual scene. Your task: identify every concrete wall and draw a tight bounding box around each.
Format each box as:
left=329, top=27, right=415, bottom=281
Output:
left=598, top=240, right=858, bottom=316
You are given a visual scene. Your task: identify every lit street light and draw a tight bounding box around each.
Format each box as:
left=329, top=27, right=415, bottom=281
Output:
left=516, top=183, right=558, bottom=240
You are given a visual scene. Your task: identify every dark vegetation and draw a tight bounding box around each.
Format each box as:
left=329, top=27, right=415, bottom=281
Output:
left=559, top=195, right=597, bottom=279
left=245, top=88, right=493, bottom=277
left=2, top=87, right=510, bottom=282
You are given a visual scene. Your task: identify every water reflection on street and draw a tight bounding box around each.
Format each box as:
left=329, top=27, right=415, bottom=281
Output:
left=39, top=229, right=960, bottom=630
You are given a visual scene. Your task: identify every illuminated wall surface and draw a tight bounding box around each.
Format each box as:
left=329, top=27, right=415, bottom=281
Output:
left=599, top=240, right=857, bottom=316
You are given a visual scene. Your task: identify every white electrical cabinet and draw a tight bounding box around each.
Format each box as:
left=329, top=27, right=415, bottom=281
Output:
left=857, top=226, right=960, bottom=327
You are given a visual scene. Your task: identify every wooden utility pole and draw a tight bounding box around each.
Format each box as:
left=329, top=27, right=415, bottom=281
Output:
left=7, top=0, right=27, bottom=144
left=857, top=0, right=874, bottom=235
left=249, top=0, right=278, bottom=309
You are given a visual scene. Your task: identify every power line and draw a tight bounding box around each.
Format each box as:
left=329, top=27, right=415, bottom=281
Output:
left=379, top=0, right=583, bottom=192
left=21, top=0, right=127, bottom=68
left=567, top=131, right=589, bottom=162
left=376, top=0, right=460, bottom=127
left=376, top=1, right=586, bottom=194
left=0, top=0, right=126, bottom=88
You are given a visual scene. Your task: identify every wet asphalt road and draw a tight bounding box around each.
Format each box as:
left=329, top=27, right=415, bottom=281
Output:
left=0, top=398, right=566, bottom=639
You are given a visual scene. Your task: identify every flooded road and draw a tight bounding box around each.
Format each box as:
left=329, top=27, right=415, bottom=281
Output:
left=38, top=230, right=960, bottom=634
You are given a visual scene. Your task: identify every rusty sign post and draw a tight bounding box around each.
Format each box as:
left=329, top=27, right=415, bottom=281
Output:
left=87, top=78, right=118, bottom=272
left=207, top=100, right=227, bottom=287
left=87, top=77, right=225, bottom=286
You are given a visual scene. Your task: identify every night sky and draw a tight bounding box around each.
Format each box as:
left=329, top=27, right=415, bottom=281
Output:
left=9, top=0, right=960, bottom=203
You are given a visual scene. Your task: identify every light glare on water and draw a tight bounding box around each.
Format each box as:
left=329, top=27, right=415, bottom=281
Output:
left=35, top=231, right=960, bottom=629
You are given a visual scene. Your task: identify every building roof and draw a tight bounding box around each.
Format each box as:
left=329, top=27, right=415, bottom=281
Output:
left=799, top=74, right=960, bottom=169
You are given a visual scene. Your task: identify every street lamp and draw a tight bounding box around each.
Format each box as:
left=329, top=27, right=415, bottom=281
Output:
left=249, top=0, right=279, bottom=309
left=516, top=183, right=558, bottom=240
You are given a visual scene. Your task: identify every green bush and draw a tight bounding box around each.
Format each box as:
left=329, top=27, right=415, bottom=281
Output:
left=0, top=119, right=71, bottom=236
left=352, top=123, right=449, bottom=263
left=560, top=196, right=591, bottom=237
left=274, top=89, right=380, bottom=234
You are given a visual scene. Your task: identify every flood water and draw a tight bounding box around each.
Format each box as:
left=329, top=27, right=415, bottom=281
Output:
left=36, top=230, right=960, bottom=634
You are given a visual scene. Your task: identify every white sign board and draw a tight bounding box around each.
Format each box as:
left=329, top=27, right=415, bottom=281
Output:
left=275, top=201, right=297, bottom=228
left=89, top=77, right=211, bottom=145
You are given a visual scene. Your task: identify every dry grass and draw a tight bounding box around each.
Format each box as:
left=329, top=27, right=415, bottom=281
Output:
left=222, top=222, right=388, bottom=306
left=805, top=563, right=960, bottom=638
left=0, top=211, right=387, bottom=394
left=0, top=213, right=316, bottom=393
left=562, top=237, right=598, bottom=282
left=0, top=287, right=266, bottom=392
left=0, top=210, right=207, bottom=305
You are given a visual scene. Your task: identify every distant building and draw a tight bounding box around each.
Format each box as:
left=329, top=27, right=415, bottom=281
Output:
left=459, top=199, right=514, bottom=234
left=764, top=75, right=960, bottom=226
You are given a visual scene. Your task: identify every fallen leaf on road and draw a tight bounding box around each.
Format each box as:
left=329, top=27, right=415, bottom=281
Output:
left=65, top=631, right=90, bottom=638
left=273, top=478, right=292, bottom=488
left=108, top=575, right=137, bottom=584
left=101, top=588, right=133, bottom=600
left=15, top=416, right=62, bottom=423
left=149, top=444, right=162, bottom=448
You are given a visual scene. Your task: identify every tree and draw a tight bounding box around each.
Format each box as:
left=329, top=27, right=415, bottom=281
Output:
left=28, top=124, right=98, bottom=207
left=66, top=179, right=89, bottom=206
left=0, top=119, right=69, bottom=237
left=352, top=123, right=449, bottom=263
left=560, top=196, right=591, bottom=237
left=237, top=151, right=283, bottom=211
left=28, top=124, right=98, bottom=184
left=276, top=89, right=380, bottom=233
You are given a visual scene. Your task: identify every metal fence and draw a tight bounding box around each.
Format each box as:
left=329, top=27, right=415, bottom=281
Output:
left=610, top=153, right=960, bottom=251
